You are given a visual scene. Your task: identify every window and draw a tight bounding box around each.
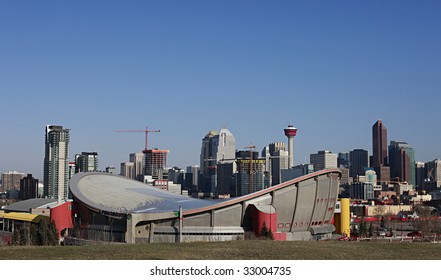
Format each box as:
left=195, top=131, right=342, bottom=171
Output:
left=221, top=133, right=226, bottom=146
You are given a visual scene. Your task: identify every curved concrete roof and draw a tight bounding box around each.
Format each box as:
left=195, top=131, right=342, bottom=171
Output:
left=69, top=173, right=215, bottom=214
left=70, top=169, right=341, bottom=216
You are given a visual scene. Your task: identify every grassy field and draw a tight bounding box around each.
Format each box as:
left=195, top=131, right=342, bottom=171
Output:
left=1, top=240, right=441, bottom=260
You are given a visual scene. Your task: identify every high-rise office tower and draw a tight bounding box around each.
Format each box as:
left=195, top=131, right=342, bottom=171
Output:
left=389, top=141, right=415, bottom=186
left=75, top=152, right=99, bottom=173
left=44, top=125, right=70, bottom=200
left=339, top=167, right=350, bottom=185
left=184, top=165, right=199, bottom=192
left=262, top=146, right=271, bottom=173
left=271, top=149, right=289, bottom=185
left=372, top=119, right=390, bottom=184
left=310, top=150, right=338, bottom=171
left=349, top=149, right=369, bottom=178
left=373, top=120, right=388, bottom=167
left=262, top=142, right=287, bottom=186
left=20, top=174, right=38, bottom=200
left=284, top=125, right=297, bottom=169
left=199, top=128, right=236, bottom=194
left=338, top=152, right=350, bottom=168
left=236, top=155, right=266, bottom=196
left=129, top=152, right=144, bottom=180
left=216, top=162, right=236, bottom=196
left=120, top=162, right=135, bottom=179
left=168, top=167, right=184, bottom=185
left=268, top=142, right=286, bottom=156
left=212, top=128, right=236, bottom=163
left=200, top=130, right=218, bottom=177
left=424, top=159, right=441, bottom=190
left=415, top=161, right=426, bottom=191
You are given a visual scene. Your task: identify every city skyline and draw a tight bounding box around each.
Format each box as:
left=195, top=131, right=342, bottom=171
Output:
left=1, top=118, right=439, bottom=181
left=1, top=1, right=441, bottom=179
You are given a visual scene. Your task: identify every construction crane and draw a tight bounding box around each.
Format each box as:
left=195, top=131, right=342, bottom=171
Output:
left=115, top=126, right=160, bottom=152
left=426, top=168, right=435, bottom=182
left=244, top=144, right=256, bottom=195
left=377, top=177, right=406, bottom=185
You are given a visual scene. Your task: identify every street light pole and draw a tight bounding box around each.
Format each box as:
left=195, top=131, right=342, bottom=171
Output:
left=179, top=206, right=183, bottom=243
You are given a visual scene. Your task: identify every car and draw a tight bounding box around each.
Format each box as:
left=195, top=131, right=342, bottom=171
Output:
left=407, top=231, right=423, bottom=237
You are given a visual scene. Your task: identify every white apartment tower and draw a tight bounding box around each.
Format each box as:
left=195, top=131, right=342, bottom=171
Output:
left=43, top=125, right=70, bottom=201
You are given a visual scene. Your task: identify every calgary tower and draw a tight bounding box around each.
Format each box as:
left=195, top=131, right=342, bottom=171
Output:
left=284, top=124, right=298, bottom=169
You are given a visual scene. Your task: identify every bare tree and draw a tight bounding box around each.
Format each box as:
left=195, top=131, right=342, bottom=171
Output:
left=412, top=206, right=441, bottom=241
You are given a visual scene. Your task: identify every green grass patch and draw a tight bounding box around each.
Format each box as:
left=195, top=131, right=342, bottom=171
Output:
left=1, top=240, right=441, bottom=260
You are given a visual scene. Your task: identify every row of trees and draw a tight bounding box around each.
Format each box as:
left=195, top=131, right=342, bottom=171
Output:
left=412, top=206, right=441, bottom=241
left=12, top=219, right=58, bottom=246
left=355, top=205, right=441, bottom=240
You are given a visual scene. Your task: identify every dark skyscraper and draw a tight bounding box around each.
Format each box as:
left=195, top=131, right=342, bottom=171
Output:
left=372, top=120, right=390, bottom=184
left=20, top=174, right=38, bottom=200
left=349, top=149, right=369, bottom=178
left=389, top=141, right=415, bottom=186
left=337, top=152, right=350, bottom=168
left=373, top=119, right=388, bottom=167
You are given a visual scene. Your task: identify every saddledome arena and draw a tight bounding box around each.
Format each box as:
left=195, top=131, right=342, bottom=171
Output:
left=69, top=169, right=341, bottom=243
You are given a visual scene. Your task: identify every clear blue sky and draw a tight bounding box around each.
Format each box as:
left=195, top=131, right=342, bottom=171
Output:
left=1, top=0, right=440, bottom=180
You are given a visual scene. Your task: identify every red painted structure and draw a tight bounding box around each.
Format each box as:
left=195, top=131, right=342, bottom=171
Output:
left=251, top=204, right=286, bottom=241
left=284, top=125, right=297, bottom=137
left=50, top=201, right=75, bottom=237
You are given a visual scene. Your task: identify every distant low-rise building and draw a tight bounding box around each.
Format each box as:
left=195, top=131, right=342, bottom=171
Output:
left=19, top=174, right=38, bottom=200
left=350, top=182, right=374, bottom=200
left=75, top=152, right=99, bottom=173
left=105, top=166, right=116, bottom=174
left=120, top=162, right=135, bottom=179
left=310, top=150, right=337, bottom=172
left=281, top=164, right=314, bottom=182
left=1, top=171, right=26, bottom=192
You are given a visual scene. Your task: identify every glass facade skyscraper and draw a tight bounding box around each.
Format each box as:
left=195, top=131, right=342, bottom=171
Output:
left=349, top=149, right=369, bottom=178
left=389, top=141, right=415, bottom=187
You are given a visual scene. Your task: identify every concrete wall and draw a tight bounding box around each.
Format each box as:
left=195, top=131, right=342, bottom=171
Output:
left=128, top=171, right=340, bottom=243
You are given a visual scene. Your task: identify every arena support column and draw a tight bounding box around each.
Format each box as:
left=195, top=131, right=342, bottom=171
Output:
left=125, top=214, right=136, bottom=244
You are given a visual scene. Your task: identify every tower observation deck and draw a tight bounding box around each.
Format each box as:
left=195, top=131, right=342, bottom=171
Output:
left=284, top=125, right=298, bottom=169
